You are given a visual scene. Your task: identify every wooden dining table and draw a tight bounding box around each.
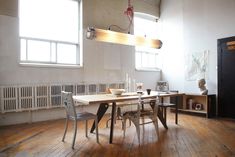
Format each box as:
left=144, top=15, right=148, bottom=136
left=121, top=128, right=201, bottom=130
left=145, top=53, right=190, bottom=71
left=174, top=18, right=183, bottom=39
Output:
left=73, top=91, right=184, bottom=144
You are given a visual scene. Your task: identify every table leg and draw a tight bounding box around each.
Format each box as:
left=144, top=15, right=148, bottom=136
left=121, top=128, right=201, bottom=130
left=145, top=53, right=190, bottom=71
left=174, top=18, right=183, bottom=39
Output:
left=158, top=107, right=168, bottom=129
left=150, top=99, right=168, bottom=129
left=175, top=96, right=178, bottom=124
left=164, top=107, right=167, bottom=125
left=109, top=102, right=116, bottom=144
left=90, top=103, right=109, bottom=133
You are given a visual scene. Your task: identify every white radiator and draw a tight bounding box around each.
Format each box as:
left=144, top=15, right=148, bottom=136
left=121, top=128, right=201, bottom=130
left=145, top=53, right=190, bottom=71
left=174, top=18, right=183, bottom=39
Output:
left=109, top=83, right=125, bottom=89
left=50, top=85, right=62, bottom=108
left=0, top=82, right=124, bottom=113
left=18, top=86, right=34, bottom=111
left=0, top=86, right=18, bottom=113
left=63, top=84, right=75, bottom=94
left=98, top=84, right=107, bottom=94
left=87, top=84, right=97, bottom=95
left=118, top=83, right=125, bottom=89
left=109, top=83, right=118, bottom=89
left=35, top=85, right=49, bottom=109
left=76, top=84, right=86, bottom=95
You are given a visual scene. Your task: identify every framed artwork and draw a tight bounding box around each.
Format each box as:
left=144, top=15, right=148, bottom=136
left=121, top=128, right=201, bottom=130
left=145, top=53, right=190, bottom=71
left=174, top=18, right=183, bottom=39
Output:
left=185, top=50, right=209, bottom=81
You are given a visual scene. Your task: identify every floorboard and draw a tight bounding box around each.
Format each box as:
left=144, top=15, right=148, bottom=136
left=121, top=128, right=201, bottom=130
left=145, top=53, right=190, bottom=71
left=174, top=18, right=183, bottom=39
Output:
left=0, top=112, right=235, bottom=157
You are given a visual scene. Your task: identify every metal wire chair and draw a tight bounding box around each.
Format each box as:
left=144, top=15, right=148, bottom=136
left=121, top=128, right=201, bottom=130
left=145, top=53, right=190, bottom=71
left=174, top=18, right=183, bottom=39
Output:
left=61, top=91, right=99, bottom=149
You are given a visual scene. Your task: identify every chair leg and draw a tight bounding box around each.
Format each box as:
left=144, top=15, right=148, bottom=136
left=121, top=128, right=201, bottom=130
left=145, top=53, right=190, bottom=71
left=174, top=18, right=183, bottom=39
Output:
left=116, top=107, right=122, bottom=120
left=72, top=120, right=77, bottom=149
left=95, top=117, right=99, bottom=143
left=130, top=117, right=140, bottom=144
left=153, top=119, right=159, bottom=140
left=62, top=118, right=69, bottom=142
left=106, top=117, right=111, bottom=128
left=150, top=115, right=159, bottom=140
left=122, top=118, right=131, bottom=129
left=106, top=106, right=117, bottom=128
left=85, top=120, right=88, bottom=138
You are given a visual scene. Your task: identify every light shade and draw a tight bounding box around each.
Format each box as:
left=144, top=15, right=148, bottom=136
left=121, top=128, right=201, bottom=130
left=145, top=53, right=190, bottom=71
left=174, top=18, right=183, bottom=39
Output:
left=86, top=27, right=162, bottom=49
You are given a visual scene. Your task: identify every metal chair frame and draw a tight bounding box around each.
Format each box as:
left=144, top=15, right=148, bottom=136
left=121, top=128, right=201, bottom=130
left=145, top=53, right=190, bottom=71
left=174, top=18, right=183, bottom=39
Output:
left=61, top=91, right=99, bottom=149
left=122, top=94, right=160, bottom=144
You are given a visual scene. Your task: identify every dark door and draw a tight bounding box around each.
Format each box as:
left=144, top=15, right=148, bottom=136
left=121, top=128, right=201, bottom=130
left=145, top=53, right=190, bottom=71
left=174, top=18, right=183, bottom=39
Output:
left=218, top=36, right=235, bottom=118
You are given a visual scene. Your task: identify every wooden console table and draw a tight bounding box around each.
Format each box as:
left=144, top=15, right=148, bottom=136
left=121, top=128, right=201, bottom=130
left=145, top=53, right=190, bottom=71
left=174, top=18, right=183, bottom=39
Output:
left=171, top=94, right=216, bottom=118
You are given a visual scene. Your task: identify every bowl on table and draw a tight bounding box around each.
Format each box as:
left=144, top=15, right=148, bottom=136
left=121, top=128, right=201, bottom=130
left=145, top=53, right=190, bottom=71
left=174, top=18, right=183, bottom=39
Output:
left=109, top=89, right=125, bottom=95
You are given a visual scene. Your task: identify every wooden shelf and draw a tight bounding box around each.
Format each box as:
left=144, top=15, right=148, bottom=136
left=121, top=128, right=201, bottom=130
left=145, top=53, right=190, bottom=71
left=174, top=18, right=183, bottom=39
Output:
left=178, top=109, right=207, bottom=114
left=171, top=94, right=216, bottom=118
left=184, top=93, right=208, bottom=96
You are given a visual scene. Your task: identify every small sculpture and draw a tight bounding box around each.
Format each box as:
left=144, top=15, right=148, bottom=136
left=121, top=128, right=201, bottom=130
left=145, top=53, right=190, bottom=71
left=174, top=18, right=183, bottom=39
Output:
left=198, top=78, right=208, bottom=95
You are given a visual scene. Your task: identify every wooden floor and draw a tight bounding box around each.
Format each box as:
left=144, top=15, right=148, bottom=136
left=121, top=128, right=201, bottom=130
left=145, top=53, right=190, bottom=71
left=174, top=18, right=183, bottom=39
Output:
left=0, top=112, right=235, bottom=157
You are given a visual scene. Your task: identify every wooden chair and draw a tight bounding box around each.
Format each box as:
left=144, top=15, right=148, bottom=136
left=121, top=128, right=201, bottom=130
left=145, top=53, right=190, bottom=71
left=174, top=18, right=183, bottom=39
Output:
left=61, top=91, right=99, bottom=149
left=106, top=102, right=132, bottom=128
left=105, top=88, right=131, bottom=128
left=122, top=94, right=159, bottom=144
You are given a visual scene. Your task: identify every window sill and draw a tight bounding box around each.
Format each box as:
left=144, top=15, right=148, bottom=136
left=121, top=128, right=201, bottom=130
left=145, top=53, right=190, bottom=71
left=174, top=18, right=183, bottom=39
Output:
left=19, top=62, right=83, bottom=69
left=135, top=67, right=161, bottom=72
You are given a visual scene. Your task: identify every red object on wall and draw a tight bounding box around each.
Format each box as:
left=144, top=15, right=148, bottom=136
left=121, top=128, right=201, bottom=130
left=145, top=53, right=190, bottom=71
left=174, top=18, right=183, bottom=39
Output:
left=124, top=0, right=133, bottom=20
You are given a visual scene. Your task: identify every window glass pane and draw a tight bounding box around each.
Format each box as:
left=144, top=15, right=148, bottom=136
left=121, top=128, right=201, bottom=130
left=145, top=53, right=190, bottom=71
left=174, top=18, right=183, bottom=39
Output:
left=20, top=39, right=27, bottom=60
left=19, top=0, right=80, bottom=66
left=148, top=53, right=156, bottom=68
left=136, top=46, right=157, bottom=53
left=134, top=17, right=158, bottom=38
left=51, top=43, right=56, bottom=62
left=134, top=13, right=159, bottom=69
left=57, top=43, right=77, bottom=64
left=142, top=53, right=148, bottom=67
left=19, top=0, right=78, bottom=43
left=136, top=52, right=142, bottom=68
left=27, top=40, right=50, bottom=62
left=155, top=53, right=161, bottom=67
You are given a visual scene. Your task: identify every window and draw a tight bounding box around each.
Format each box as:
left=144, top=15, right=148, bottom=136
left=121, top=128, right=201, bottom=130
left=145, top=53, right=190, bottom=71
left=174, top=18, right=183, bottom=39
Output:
left=19, top=0, right=81, bottom=66
left=134, top=13, right=160, bottom=70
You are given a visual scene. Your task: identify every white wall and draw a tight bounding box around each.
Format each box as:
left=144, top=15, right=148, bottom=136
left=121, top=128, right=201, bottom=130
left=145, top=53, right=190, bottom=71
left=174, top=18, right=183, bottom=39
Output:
left=160, top=0, right=235, bottom=94
left=0, top=105, right=101, bottom=126
left=0, top=0, right=161, bottom=86
left=82, top=0, right=161, bottom=88
left=0, top=0, right=161, bottom=125
left=159, top=0, right=184, bottom=92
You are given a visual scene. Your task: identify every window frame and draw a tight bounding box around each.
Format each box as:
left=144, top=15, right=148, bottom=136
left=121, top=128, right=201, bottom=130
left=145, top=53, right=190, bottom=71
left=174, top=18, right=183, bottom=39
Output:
left=134, top=12, right=161, bottom=72
left=18, top=0, right=83, bottom=68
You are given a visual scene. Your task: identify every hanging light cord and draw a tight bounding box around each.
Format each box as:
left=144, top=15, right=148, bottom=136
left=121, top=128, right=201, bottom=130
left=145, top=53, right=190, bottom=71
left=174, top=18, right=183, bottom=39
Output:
left=108, top=0, right=133, bottom=34
left=108, top=17, right=133, bottom=34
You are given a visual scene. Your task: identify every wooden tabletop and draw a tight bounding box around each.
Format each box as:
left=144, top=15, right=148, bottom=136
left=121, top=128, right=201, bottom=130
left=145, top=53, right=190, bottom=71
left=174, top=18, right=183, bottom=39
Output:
left=73, top=91, right=184, bottom=105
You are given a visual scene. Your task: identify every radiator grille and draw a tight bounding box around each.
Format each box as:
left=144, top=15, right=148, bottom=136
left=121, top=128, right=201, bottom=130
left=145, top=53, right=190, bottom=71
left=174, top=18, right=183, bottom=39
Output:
left=63, top=85, right=75, bottom=94
left=35, top=85, right=48, bottom=109
left=109, top=83, right=118, bottom=89
left=88, top=84, right=97, bottom=94
left=118, top=83, right=125, bottom=89
left=76, top=84, right=86, bottom=95
left=50, top=85, right=62, bottom=107
left=19, top=86, right=34, bottom=110
left=98, top=84, right=107, bottom=93
left=0, top=86, right=18, bottom=112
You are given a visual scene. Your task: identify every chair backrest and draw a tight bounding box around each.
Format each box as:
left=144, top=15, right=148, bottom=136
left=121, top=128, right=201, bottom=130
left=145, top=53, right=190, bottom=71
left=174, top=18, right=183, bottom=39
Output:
left=61, top=91, right=76, bottom=119
left=144, top=95, right=159, bottom=116
left=121, top=93, right=142, bottom=113
left=136, top=93, right=142, bottom=116
left=153, top=95, right=159, bottom=115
